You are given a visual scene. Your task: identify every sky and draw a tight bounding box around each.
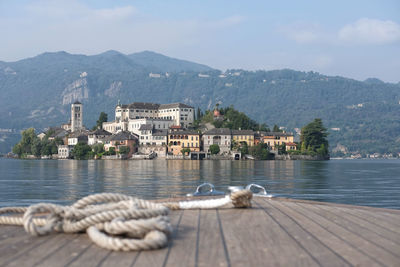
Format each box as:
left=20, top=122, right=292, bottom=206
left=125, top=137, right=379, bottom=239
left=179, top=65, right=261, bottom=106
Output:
left=0, top=0, right=399, bottom=82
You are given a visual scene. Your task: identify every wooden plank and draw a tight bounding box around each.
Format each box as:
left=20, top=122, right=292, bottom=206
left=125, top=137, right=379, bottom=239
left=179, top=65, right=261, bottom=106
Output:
left=197, top=209, right=229, bottom=267
left=218, top=203, right=318, bottom=266
left=35, top=233, right=93, bottom=267
left=132, top=210, right=183, bottom=267
left=268, top=199, right=381, bottom=266
left=163, top=210, right=200, bottom=267
left=312, top=204, right=400, bottom=251
left=255, top=198, right=350, bottom=266
left=0, top=233, right=56, bottom=266
left=6, top=233, right=79, bottom=267
left=285, top=201, right=400, bottom=266
left=0, top=226, right=22, bottom=241
left=340, top=207, right=400, bottom=234
left=67, top=243, right=111, bottom=267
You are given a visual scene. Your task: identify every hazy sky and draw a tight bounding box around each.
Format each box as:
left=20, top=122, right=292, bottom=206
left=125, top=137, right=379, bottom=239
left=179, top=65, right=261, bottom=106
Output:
left=1, top=0, right=399, bottom=82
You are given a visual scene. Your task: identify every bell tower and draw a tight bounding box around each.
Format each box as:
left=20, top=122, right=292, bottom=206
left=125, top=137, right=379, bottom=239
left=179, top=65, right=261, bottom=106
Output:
left=71, top=101, right=83, bottom=132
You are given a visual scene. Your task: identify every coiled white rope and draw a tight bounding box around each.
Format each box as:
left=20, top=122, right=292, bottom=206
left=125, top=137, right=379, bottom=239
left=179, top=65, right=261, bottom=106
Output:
left=0, top=190, right=252, bottom=251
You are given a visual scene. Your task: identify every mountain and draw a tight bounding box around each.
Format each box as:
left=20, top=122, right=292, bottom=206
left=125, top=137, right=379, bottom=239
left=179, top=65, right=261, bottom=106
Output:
left=128, top=51, right=213, bottom=73
left=0, top=51, right=399, bottom=156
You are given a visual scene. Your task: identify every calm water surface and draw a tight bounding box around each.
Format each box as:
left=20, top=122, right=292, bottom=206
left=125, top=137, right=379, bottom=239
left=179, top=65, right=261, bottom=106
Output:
left=0, top=158, right=399, bottom=209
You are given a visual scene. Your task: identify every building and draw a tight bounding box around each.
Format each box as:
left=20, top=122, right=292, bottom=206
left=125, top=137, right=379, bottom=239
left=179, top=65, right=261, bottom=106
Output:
left=232, top=130, right=255, bottom=147
left=67, top=130, right=89, bottom=146
left=262, top=132, right=295, bottom=150
left=285, top=142, right=297, bottom=151
left=71, top=101, right=83, bottom=132
left=104, top=102, right=195, bottom=132
left=104, top=131, right=139, bottom=158
left=137, top=124, right=168, bottom=157
left=168, top=129, right=201, bottom=156
left=203, top=128, right=232, bottom=154
left=88, top=129, right=112, bottom=145
left=57, top=145, right=71, bottom=159
left=128, top=118, right=174, bottom=135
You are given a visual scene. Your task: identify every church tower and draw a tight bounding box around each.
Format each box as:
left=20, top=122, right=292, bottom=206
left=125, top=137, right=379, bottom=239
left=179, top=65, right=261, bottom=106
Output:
left=71, top=101, right=83, bottom=132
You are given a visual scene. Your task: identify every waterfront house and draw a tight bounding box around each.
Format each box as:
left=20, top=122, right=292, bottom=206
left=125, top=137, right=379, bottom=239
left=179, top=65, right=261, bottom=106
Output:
left=137, top=124, right=168, bottom=157
left=67, top=130, right=89, bottom=146
left=232, top=130, right=255, bottom=147
left=57, top=145, right=71, bottom=159
left=168, top=129, right=201, bottom=156
left=286, top=142, right=297, bottom=151
left=203, top=128, right=232, bottom=155
left=104, top=131, right=138, bottom=158
left=88, top=128, right=112, bottom=145
left=262, top=132, right=295, bottom=150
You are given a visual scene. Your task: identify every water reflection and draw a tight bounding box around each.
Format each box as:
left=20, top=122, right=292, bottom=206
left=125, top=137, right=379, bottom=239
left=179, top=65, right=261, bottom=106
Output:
left=1, top=158, right=399, bottom=209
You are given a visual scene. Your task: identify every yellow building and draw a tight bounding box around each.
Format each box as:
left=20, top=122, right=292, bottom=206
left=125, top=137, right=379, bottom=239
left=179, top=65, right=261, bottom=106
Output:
left=232, top=130, right=255, bottom=147
left=263, top=132, right=295, bottom=150
left=168, top=129, right=201, bottom=156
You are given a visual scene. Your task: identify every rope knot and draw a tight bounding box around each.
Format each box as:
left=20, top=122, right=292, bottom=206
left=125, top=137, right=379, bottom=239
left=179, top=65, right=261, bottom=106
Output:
left=230, top=189, right=253, bottom=208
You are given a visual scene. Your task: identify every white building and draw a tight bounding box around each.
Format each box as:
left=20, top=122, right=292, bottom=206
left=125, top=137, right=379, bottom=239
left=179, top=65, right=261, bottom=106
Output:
left=129, top=118, right=174, bottom=135
left=58, top=145, right=71, bottom=159
left=88, top=129, right=112, bottom=145
left=103, top=102, right=195, bottom=134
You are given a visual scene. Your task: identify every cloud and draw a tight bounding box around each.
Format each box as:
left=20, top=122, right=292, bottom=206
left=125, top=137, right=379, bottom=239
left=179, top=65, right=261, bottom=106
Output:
left=281, top=18, right=400, bottom=46
left=278, top=22, right=327, bottom=44
left=338, top=18, right=400, bottom=45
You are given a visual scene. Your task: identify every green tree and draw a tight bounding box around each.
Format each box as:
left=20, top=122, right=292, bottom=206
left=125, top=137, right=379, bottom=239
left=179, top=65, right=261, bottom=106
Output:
left=12, top=128, right=39, bottom=157
left=93, top=112, right=108, bottom=130
left=92, top=143, right=105, bottom=155
left=209, top=144, right=220, bottom=155
left=181, top=148, right=191, bottom=155
left=300, top=118, right=329, bottom=156
left=118, top=146, right=130, bottom=155
left=249, top=143, right=273, bottom=160
left=240, top=142, right=248, bottom=155
left=71, top=142, right=92, bottom=159
left=272, top=125, right=281, bottom=132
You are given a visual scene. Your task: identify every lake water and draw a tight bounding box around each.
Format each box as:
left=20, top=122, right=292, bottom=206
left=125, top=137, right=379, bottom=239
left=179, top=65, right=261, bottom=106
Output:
left=0, top=158, right=399, bottom=209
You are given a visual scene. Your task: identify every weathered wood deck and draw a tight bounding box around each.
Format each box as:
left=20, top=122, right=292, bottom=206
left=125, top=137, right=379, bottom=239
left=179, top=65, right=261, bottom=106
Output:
left=1, top=197, right=400, bottom=267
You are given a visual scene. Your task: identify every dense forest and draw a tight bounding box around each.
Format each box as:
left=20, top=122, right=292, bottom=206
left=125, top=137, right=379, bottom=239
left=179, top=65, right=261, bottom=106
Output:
left=0, top=51, right=399, bottom=156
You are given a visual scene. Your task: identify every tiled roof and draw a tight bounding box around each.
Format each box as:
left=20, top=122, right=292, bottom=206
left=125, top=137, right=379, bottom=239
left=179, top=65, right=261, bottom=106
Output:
left=109, top=131, right=138, bottom=141
left=89, top=128, right=112, bottom=136
left=203, top=128, right=232, bottom=135
left=139, top=124, right=153, bottom=131
left=168, top=130, right=200, bottom=135
left=264, top=132, right=294, bottom=137
left=159, top=103, right=194, bottom=109
left=231, top=130, right=254, bottom=135
left=152, top=129, right=168, bottom=136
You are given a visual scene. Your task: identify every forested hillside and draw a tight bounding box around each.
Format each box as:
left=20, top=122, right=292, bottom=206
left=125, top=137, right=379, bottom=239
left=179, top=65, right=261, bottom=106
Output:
left=0, top=51, right=399, bottom=156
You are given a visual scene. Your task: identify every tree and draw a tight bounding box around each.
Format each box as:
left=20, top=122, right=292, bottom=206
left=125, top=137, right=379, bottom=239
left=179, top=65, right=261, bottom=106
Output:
left=240, top=142, right=248, bottom=155
left=118, top=146, right=130, bottom=155
left=249, top=143, right=273, bottom=160
left=92, top=143, right=105, bottom=155
left=272, top=125, right=281, bottom=132
left=209, top=144, right=220, bottom=155
left=71, top=142, right=92, bottom=159
left=181, top=148, right=191, bottom=155
left=300, top=118, right=329, bottom=156
left=12, top=128, right=38, bottom=157
left=94, top=112, right=108, bottom=130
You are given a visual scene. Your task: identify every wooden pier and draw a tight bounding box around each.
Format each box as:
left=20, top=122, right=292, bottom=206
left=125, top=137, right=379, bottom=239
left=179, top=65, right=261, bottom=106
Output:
left=1, top=197, right=400, bottom=266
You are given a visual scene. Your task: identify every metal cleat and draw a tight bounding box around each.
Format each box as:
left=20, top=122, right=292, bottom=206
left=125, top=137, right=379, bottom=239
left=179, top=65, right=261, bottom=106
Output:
left=186, top=183, right=225, bottom=197
left=245, top=184, right=275, bottom=198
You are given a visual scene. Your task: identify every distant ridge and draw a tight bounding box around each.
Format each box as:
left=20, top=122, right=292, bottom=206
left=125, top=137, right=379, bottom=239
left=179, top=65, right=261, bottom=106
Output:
left=0, top=50, right=399, bottom=156
left=128, top=51, right=213, bottom=73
